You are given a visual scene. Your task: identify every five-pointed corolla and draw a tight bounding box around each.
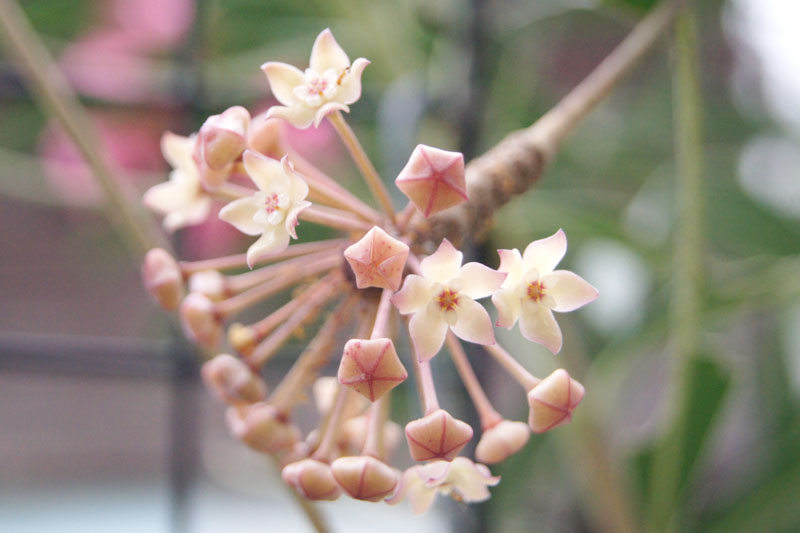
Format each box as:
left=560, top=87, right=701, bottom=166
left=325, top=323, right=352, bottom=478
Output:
left=141, top=248, right=184, bottom=310
left=527, top=369, right=585, bottom=433
left=475, top=420, right=530, bottom=464
left=143, top=132, right=211, bottom=232
left=344, top=226, right=409, bottom=291
left=282, top=459, right=341, bottom=501
left=263, top=29, right=370, bottom=128
left=331, top=456, right=400, bottom=501
left=193, top=105, right=250, bottom=189
left=338, top=338, right=408, bottom=401
left=492, top=229, right=598, bottom=353
left=395, top=144, right=467, bottom=217
left=388, top=457, right=499, bottom=514
left=405, top=408, right=473, bottom=461
left=201, top=353, right=266, bottom=406
left=392, top=239, right=505, bottom=360
left=219, top=151, right=311, bottom=268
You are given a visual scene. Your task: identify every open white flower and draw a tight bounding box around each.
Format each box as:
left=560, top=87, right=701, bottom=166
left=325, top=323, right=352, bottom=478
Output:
left=262, top=28, right=370, bottom=128
left=492, top=229, right=598, bottom=353
left=219, top=150, right=311, bottom=268
left=143, top=132, right=211, bottom=232
left=392, top=239, right=505, bottom=361
left=387, top=457, right=499, bottom=514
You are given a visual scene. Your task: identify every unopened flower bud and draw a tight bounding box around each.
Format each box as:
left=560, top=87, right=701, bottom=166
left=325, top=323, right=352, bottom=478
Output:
left=331, top=456, right=399, bottom=501
left=188, top=270, right=228, bottom=301
left=226, top=403, right=300, bottom=454
left=527, top=369, right=585, bottom=433
left=282, top=459, right=341, bottom=501
left=395, top=144, right=467, bottom=217
left=195, top=106, right=250, bottom=188
left=228, top=323, right=258, bottom=356
left=344, top=226, right=409, bottom=291
left=338, top=338, right=407, bottom=401
left=201, top=354, right=266, bottom=405
left=405, top=408, right=473, bottom=461
left=247, top=112, right=287, bottom=158
left=280, top=440, right=313, bottom=467
left=475, top=420, right=530, bottom=464
left=142, top=248, right=184, bottom=310
left=179, top=292, right=221, bottom=347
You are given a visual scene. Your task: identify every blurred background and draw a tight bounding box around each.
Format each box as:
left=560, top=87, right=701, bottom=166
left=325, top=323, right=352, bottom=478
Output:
left=1, top=0, right=799, bottom=531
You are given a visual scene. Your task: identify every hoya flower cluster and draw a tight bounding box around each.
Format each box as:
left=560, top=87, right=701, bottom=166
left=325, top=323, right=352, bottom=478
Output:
left=141, top=29, right=597, bottom=513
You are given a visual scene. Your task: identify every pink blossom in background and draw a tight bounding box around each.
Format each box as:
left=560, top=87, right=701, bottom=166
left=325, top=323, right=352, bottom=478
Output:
left=110, top=0, right=195, bottom=49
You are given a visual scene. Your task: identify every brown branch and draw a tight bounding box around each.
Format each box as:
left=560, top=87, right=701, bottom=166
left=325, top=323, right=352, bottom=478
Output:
left=407, top=0, right=680, bottom=249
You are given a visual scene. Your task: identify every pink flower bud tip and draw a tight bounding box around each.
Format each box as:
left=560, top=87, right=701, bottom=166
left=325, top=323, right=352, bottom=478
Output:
left=344, top=226, right=409, bottom=291
left=338, top=338, right=408, bottom=401
left=179, top=292, right=222, bottom=347
left=142, top=248, right=184, bottom=310
left=475, top=420, right=530, bottom=464
left=331, top=456, right=399, bottom=501
left=527, top=369, right=585, bottom=433
left=395, top=144, right=467, bottom=218
left=201, top=353, right=266, bottom=405
left=226, top=403, right=300, bottom=454
left=282, top=459, right=341, bottom=501
left=405, top=409, right=473, bottom=461
left=194, top=106, right=250, bottom=188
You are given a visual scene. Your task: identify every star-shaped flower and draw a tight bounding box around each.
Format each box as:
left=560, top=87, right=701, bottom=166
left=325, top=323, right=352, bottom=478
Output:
left=395, top=144, right=467, bottom=217
left=405, top=408, right=473, bottom=461
left=388, top=457, right=499, bottom=514
left=492, top=229, right=598, bottom=353
left=338, top=338, right=408, bottom=401
left=143, top=132, right=211, bottom=232
left=218, top=150, right=311, bottom=268
left=392, top=239, right=505, bottom=360
left=343, top=226, right=409, bottom=291
left=262, top=29, right=370, bottom=129
left=527, top=369, right=585, bottom=433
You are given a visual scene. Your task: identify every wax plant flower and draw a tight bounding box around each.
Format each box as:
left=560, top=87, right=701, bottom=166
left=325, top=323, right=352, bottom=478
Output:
left=140, top=27, right=597, bottom=514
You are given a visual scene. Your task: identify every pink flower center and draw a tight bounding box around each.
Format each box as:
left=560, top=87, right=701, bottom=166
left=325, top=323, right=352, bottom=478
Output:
left=526, top=281, right=546, bottom=302
left=264, top=193, right=280, bottom=214
left=436, top=289, right=459, bottom=311
left=306, top=77, right=330, bottom=97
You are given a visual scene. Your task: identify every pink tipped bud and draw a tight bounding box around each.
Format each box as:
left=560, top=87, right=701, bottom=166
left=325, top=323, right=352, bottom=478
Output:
left=343, top=226, right=409, bottom=291
left=475, top=420, right=530, bottom=464
left=226, top=403, right=300, bottom=454
left=188, top=270, right=228, bottom=301
left=142, top=248, right=184, bottom=310
left=227, top=323, right=258, bottom=356
left=338, top=338, right=407, bottom=401
left=194, top=106, right=250, bottom=188
left=527, top=369, right=585, bottom=433
left=201, top=353, right=266, bottom=405
left=247, top=112, right=287, bottom=158
left=405, top=408, right=473, bottom=461
left=179, top=292, right=221, bottom=347
left=395, top=144, right=467, bottom=218
left=331, top=456, right=399, bottom=501
left=281, top=459, right=341, bottom=501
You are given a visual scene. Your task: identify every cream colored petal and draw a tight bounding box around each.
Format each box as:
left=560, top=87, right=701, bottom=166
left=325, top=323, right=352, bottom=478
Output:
left=337, top=57, right=370, bottom=105
left=391, top=274, right=431, bottom=314
left=457, top=262, right=506, bottom=299
left=314, top=101, right=349, bottom=127
left=218, top=196, right=263, bottom=236
left=497, top=248, right=524, bottom=289
left=451, top=298, right=495, bottom=346
left=142, top=177, right=194, bottom=215
left=407, top=472, right=438, bottom=514
left=161, top=131, right=196, bottom=171
left=281, top=155, right=310, bottom=202
left=519, top=301, right=563, bottom=354
left=409, top=305, right=449, bottom=361
left=447, top=458, right=499, bottom=502
left=261, top=62, right=305, bottom=106
left=491, top=288, right=521, bottom=328
left=285, top=200, right=311, bottom=239
left=522, top=228, right=567, bottom=275
left=163, top=195, right=211, bottom=232
left=266, top=104, right=317, bottom=130
left=309, top=28, right=350, bottom=73
left=242, top=150, right=289, bottom=192
left=246, top=229, right=289, bottom=269
left=420, top=239, right=463, bottom=283
left=542, top=270, right=598, bottom=312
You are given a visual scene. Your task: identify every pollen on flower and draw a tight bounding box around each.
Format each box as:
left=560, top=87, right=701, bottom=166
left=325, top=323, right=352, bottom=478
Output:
left=436, top=288, right=459, bottom=311
left=526, top=280, right=546, bottom=302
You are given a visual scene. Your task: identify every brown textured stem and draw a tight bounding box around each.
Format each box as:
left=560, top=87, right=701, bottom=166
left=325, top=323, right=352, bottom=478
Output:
left=407, top=0, right=679, bottom=248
